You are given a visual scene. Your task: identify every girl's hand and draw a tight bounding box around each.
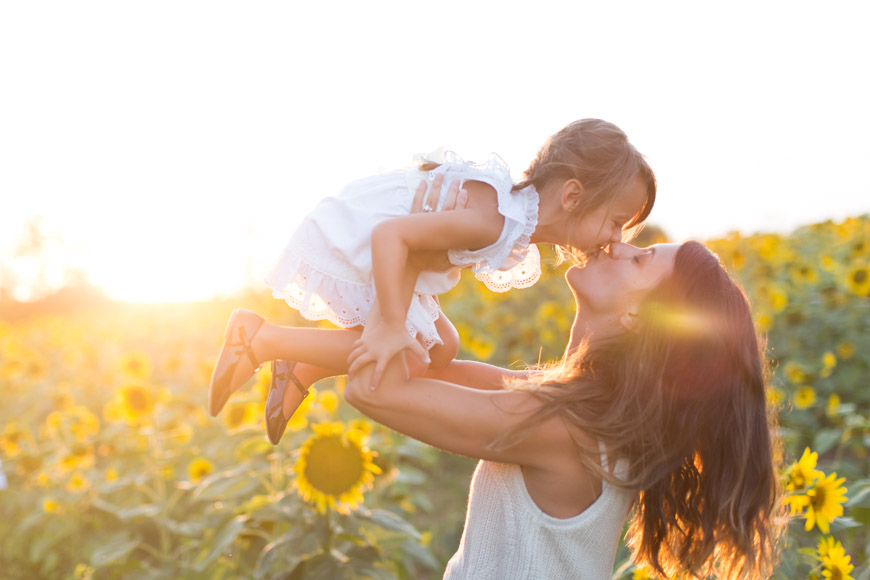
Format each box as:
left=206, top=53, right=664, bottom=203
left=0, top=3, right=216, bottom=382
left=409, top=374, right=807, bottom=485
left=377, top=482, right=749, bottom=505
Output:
left=348, top=319, right=429, bottom=389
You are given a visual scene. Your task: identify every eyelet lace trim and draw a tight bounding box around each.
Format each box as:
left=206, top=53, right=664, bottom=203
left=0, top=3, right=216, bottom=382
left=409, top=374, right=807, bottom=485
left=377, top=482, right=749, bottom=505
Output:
left=266, top=256, right=444, bottom=349
left=449, top=181, right=541, bottom=293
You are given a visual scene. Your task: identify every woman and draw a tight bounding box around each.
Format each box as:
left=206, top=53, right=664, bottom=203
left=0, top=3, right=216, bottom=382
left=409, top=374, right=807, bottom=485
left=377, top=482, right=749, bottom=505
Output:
left=344, top=240, right=784, bottom=579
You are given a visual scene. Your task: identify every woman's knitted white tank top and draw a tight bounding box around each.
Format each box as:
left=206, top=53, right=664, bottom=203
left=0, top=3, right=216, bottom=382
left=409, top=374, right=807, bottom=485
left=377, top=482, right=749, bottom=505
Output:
left=443, top=460, right=633, bottom=579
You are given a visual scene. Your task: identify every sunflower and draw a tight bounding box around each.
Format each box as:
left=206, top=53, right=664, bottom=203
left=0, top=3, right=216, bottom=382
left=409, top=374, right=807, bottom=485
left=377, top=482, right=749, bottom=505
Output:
left=0, top=422, right=28, bottom=457
left=783, top=447, right=823, bottom=514
left=794, top=386, right=817, bottom=409
left=223, top=401, right=259, bottom=431
left=826, top=394, right=841, bottom=417
left=59, top=443, right=95, bottom=472
left=69, top=405, right=100, bottom=442
left=783, top=361, right=807, bottom=384
left=817, top=536, right=854, bottom=580
left=845, top=266, right=870, bottom=296
left=294, top=422, right=382, bottom=514
left=836, top=341, right=855, bottom=360
left=804, top=472, right=848, bottom=533
left=317, top=389, right=339, bottom=415
left=766, top=387, right=785, bottom=407
left=42, top=497, right=62, bottom=514
left=66, top=472, right=90, bottom=493
left=118, top=383, right=156, bottom=424
left=120, top=351, right=151, bottom=379
left=632, top=567, right=652, bottom=580
left=769, top=286, right=789, bottom=313
left=188, top=457, right=214, bottom=482
left=791, top=264, right=819, bottom=285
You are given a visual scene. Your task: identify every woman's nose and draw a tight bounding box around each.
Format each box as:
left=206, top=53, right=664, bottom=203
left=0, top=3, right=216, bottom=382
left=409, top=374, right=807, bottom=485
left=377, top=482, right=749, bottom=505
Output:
left=608, top=242, right=636, bottom=259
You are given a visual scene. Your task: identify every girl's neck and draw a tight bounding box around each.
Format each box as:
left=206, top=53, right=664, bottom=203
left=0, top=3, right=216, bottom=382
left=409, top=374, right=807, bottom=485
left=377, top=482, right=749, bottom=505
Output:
left=531, top=190, right=569, bottom=245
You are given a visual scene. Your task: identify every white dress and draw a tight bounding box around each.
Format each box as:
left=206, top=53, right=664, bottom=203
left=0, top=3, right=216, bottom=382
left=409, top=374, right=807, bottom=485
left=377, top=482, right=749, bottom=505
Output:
left=265, top=151, right=541, bottom=349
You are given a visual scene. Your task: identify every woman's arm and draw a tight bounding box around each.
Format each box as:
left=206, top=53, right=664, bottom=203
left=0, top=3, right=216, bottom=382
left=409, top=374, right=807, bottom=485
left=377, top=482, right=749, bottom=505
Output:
left=345, top=356, right=568, bottom=466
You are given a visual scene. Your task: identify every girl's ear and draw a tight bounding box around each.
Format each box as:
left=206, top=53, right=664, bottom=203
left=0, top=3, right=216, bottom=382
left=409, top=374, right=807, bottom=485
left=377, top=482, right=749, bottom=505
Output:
left=619, top=309, right=642, bottom=334
left=560, top=179, right=585, bottom=212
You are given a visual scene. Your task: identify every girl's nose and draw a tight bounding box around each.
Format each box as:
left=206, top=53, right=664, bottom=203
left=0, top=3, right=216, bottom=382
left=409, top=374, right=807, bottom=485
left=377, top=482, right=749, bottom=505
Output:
left=610, top=228, right=623, bottom=243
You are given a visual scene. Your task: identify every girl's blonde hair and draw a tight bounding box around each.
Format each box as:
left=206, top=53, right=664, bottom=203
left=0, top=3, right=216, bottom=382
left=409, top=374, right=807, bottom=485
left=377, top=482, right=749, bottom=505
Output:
left=498, top=242, right=784, bottom=579
left=514, top=118, right=656, bottom=240
left=420, top=119, right=656, bottom=248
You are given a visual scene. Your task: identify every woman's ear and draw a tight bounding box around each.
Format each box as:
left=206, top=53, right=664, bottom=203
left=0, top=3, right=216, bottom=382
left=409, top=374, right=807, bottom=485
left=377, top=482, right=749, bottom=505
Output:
left=560, top=179, right=585, bottom=212
left=619, top=309, right=642, bottom=334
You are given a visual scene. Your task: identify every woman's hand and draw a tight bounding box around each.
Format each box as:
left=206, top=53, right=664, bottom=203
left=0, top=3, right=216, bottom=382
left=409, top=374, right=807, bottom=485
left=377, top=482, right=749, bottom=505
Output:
left=407, top=175, right=469, bottom=272
left=410, top=173, right=468, bottom=214
left=348, top=310, right=429, bottom=390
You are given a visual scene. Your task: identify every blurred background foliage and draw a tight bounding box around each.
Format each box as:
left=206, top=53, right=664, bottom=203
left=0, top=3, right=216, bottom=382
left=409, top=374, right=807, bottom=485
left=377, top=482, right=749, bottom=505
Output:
left=0, top=215, right=868, bottom=579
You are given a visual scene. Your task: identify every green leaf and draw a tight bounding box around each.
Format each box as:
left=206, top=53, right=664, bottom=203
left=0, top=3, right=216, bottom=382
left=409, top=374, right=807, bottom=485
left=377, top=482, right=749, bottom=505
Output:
left=346, top=544, right=380, bottom=562
left=193, top=472, right=263, bottom=502
left=303, top=553, right=342, bottom=580
left=400, top=538, right=439, bottom=569
left=156, top=517, right=208, bottom=537
left=91, top=497, right=159, bottom=521
left=828, top=515, right=862, bottom=531
left=846, top=484, right=870, bottom=507
left=254, top=535, right=304, bottom=580
left=255, top=529, right=320, bottom=580
left=192, top=515, right=247, bottom=572
left=357, top=509, right=420, bottom=538
left=812, top=428, right=842, bottom=454
left=90, top=534, right=140, bottom=566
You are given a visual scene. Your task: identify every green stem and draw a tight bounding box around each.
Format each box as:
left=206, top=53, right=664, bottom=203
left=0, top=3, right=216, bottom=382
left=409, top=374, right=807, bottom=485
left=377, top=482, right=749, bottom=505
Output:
left=323, top=506, right=333, bottom=553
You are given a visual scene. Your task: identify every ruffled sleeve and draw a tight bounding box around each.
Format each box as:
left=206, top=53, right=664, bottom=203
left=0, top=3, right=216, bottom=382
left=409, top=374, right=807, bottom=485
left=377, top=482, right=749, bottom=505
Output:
left=429, top=151, right=540, bottom=293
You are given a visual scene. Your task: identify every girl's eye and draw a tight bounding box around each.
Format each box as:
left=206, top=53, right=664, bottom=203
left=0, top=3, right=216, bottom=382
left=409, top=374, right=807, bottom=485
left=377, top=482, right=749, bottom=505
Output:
left=632, top=256, right=640, bottom=264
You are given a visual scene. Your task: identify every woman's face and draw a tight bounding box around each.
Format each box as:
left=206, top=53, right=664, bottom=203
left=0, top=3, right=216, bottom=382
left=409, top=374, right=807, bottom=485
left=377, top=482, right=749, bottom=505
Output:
left=566, top=242, right=682, bottom=319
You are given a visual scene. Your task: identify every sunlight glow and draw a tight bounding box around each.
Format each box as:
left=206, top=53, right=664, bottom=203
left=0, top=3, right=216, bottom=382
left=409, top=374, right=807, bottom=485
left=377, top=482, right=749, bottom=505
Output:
left=1, top=1, right=868, bottom=303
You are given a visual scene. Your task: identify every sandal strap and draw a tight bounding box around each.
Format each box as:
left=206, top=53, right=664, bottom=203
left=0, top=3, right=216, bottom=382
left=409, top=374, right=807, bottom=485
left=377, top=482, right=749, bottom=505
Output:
left=229, top=326, right=260, bottom=370
left=276, top=366, right=309, bottom=398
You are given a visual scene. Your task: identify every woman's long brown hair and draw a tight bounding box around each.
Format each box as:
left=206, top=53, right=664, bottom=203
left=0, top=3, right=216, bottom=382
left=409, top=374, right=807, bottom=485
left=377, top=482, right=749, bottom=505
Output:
left=499, top=241, right=784, bottom=579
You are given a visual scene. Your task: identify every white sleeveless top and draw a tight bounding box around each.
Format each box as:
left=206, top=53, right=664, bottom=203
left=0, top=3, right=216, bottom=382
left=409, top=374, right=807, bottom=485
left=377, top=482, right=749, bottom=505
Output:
left=265, top=151, right=540, bottom=349
left=443, top=460, right=633, bottom=580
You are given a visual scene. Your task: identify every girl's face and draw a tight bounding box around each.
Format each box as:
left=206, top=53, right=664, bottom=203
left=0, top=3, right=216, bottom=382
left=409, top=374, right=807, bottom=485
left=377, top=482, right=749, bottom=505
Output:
left=566, top=242, right=681, bottom=318
left=568, top=174, right=648, bottom=255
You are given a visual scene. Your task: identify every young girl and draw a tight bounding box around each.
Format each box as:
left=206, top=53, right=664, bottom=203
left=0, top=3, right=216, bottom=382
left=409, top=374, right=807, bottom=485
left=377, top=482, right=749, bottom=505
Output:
left=208, top=118, right=656, bottom=444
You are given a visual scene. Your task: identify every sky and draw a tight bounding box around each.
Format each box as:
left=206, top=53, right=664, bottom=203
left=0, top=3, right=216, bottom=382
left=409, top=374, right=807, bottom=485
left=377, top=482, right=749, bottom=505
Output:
left=2, top=1, right=869, bottom=302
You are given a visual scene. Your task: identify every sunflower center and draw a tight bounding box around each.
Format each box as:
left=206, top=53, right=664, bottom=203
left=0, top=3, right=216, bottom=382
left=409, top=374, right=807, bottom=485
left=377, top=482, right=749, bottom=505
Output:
left=853, top=269, right=868, bottom=284
left=792, top=472, right=805, bottom=488
left=810, top=486, right=827, bottom=510
left=124, top=388, right=150, bottom=412
left=304, top=435, right=366, bottom=496
left=226, top=405, right=246, bottom=428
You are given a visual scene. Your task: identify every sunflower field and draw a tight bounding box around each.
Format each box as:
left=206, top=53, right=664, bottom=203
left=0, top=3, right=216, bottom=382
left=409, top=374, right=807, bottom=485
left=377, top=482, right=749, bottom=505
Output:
left=1, top=215, right=868, bottom=580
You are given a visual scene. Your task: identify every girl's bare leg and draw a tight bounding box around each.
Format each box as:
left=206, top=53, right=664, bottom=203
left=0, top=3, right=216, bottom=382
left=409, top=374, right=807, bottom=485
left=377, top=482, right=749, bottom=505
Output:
left=426, top=312, right=460, bottom=369
left=252, top=323, right=360, bottom=370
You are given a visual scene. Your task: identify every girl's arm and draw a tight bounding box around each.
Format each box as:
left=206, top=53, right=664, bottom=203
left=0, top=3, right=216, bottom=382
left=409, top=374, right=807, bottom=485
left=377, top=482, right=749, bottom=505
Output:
left=355, top=178, right=505, bottom=386
left=345, top=356, right=569, bottom=466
